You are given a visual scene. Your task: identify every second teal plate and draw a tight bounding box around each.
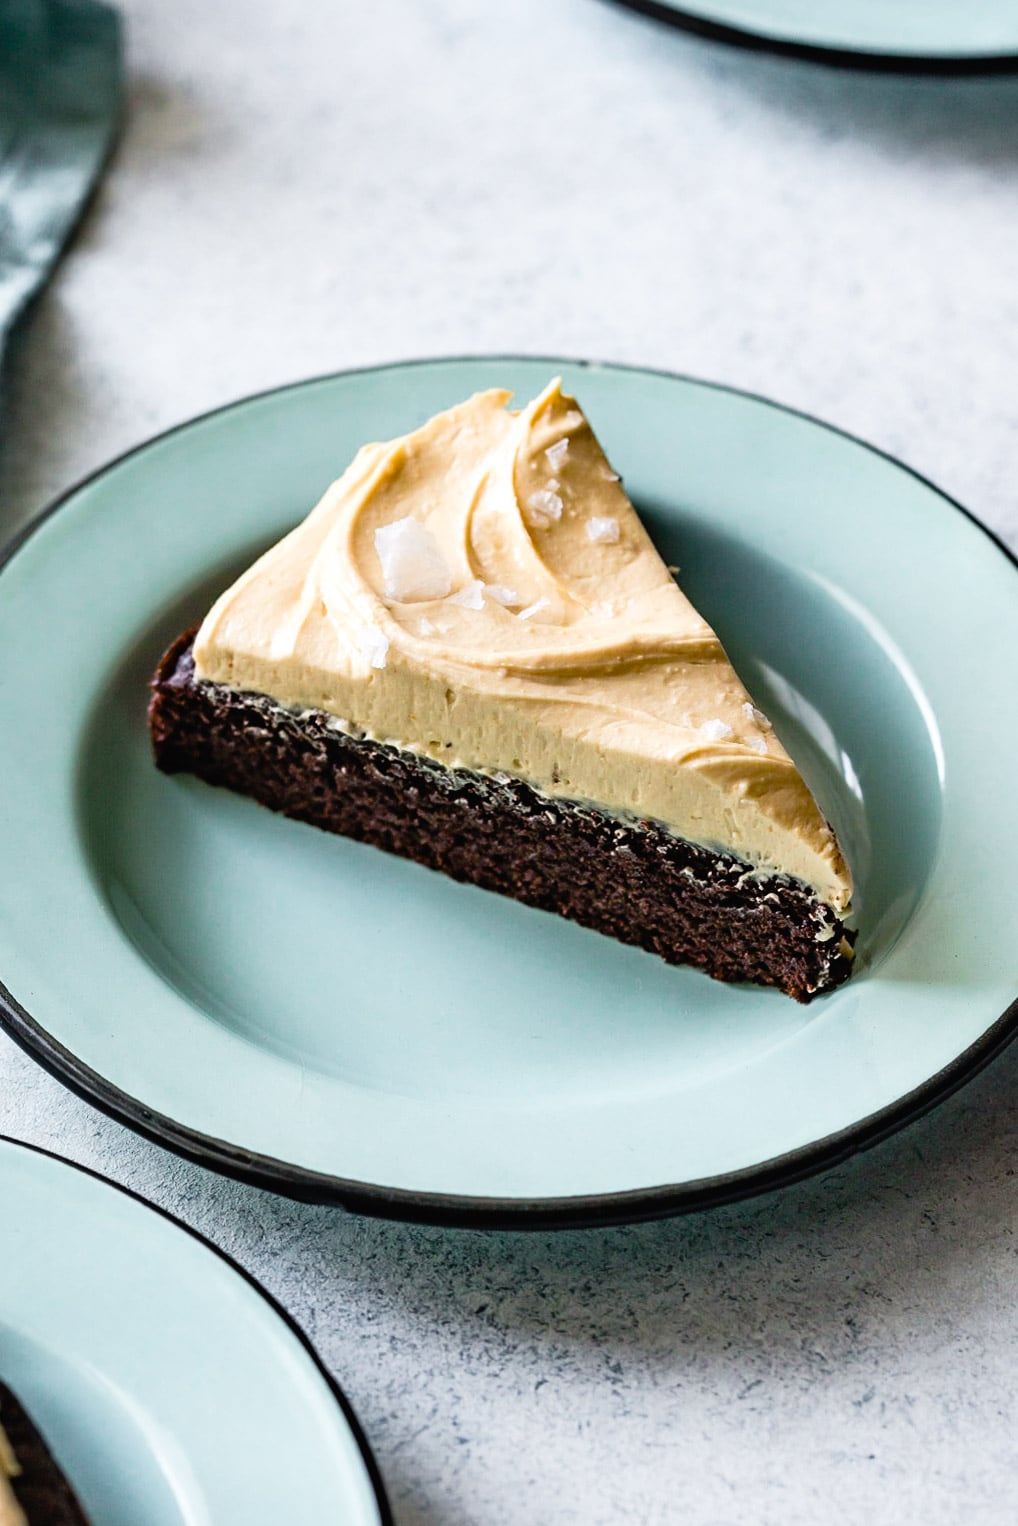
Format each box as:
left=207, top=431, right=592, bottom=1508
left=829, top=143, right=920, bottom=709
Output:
left=0, top=1136, right=389, bottom=1523
left=1, top=358, right=1016, bottom=1226
left=611, top=0, right=1018, bottom=70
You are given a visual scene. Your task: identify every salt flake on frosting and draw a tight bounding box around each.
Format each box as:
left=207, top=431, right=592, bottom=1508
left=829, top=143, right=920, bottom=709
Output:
left=698, top=718, right=733, bottom=743
left=525, top=490, right=563, bottom=529
left=749, top=736, right=768, bottom=754
left=449, top=579, right=486, bottom=610
left=742, top=701, right=772, bottom=731
left=352, top=620, right=389, bottom=670
left=586, top=516, right=620, bottom=545
left=374, top=516, right=452, bottom=602
left=517, top=597, right=551, bottom=622
left=485, top=583, right=519, bottom=607
left=545, top=438, right=569, bottom=470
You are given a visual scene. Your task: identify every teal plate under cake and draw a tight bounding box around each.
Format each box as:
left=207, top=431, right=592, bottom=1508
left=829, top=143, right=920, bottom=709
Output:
left=0, top=357, right=1016, bottom=1227
left=609, top=0, right=1018, bottom=70
left=0, top=1136, right=390, bottom=1522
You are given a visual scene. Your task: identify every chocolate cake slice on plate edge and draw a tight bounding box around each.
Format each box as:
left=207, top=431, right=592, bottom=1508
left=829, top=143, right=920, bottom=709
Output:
left=149, top=378, right=855, bottom=1002
left=0, top=1382, right=89, bottom=1526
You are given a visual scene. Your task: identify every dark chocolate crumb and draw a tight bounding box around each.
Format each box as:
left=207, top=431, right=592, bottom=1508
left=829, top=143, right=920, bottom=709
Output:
left=149, top=630, right=854, bottom=1002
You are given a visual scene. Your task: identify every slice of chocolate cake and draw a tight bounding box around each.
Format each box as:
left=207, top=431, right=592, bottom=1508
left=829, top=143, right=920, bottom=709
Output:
left=150, top=379, right=854, bottom=1001
left=0, top=1383, right=90, bottom=1526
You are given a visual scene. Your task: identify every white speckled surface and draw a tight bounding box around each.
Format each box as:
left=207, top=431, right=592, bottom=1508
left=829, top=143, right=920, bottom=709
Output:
left=3, top=4, right=1018, bottom=1522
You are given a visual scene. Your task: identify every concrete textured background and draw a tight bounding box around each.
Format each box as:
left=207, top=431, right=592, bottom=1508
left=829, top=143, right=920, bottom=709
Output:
left=2, top=3, right=1018, bottom=1521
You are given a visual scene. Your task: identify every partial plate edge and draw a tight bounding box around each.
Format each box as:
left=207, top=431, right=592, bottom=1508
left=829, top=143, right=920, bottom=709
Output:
left=0, top=1131, right=394, bottom=1522
left=3, top=975, right=1017, bottom=1230
left=605, top=0, right=1018, bottom=73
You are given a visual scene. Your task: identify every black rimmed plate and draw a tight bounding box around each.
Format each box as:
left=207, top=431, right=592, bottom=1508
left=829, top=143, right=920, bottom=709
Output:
left=609, top=0, right=1018, bottom=72
left=0, top=1134, right=390, bottom=1522
left=1, top=357, right=1016, bottom=1228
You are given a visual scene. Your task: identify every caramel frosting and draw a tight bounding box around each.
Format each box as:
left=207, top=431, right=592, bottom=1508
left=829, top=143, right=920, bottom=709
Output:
left=194, top=379, right=851, bottom=912
left=0, top=1423, right=25, bottom=1526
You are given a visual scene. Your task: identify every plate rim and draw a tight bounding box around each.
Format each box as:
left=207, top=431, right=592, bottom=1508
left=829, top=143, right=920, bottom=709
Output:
left=1, top=352, right=1017, bottom=1231
left=606, top=0, right=1018, bottom=73
left=0, top=1130, right=394, bottom=1523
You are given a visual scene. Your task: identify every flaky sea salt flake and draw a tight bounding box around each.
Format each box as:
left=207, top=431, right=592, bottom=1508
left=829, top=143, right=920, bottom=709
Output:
left=742, top=701, right=772, bottom=731
left=698, top=718, right=733, bottom=743
left=449, top=579, right=486, bottom=610
left=374, top=516, right=452, bottom=602
left=545, top=438, right=569, bottom=470
left=525, top=490, right=563, bottom=528
left=485, top=583, right=519, bottom=606
left=518, top=597, right=551, bottom=622
left=586, top=516, right=620, bottom=545
left=353, top=620, right=389, bottom=670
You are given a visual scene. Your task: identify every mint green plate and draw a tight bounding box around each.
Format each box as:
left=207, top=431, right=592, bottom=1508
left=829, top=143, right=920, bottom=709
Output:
left=1, top=358, right=1016, bottom=1228
left=611, top=0, right=1018, bottom=70
left=0, top=1135, right=390, bottom=1523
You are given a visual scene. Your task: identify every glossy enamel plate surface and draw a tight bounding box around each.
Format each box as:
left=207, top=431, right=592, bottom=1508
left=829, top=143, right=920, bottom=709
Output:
left=610, top=0, right=1018, bottom=70
left=1, top=358, right=1016, bottom=1226
left=0, top=1137, right=389, bottom=1522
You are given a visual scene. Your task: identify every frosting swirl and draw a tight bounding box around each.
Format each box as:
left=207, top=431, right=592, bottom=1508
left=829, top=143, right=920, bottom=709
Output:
left=194, top=379, right=851, bottom=911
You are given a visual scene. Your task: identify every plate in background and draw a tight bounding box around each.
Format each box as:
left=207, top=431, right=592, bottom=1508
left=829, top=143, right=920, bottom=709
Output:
left=0, top=1135, right=390, bottom=1523
left=0, top=356, right=1016, bottom=1227
left=610, top=0, right=1018, bottom=71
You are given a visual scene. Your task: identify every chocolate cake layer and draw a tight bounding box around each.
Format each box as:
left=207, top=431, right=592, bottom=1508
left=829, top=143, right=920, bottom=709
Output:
left=149, top=631, right=854, bottom=1001
left=0, top=1383, right=90, bottom=1525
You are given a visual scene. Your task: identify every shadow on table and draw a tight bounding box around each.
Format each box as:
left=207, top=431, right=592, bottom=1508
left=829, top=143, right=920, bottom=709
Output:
left=613, top=5, right=1018, bottom=171
left=724, top=63, right=1018, bottom=170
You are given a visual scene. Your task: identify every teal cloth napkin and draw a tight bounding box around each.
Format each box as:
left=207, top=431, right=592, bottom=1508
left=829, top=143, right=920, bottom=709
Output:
left=0, top=0, right=121, bottom=364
